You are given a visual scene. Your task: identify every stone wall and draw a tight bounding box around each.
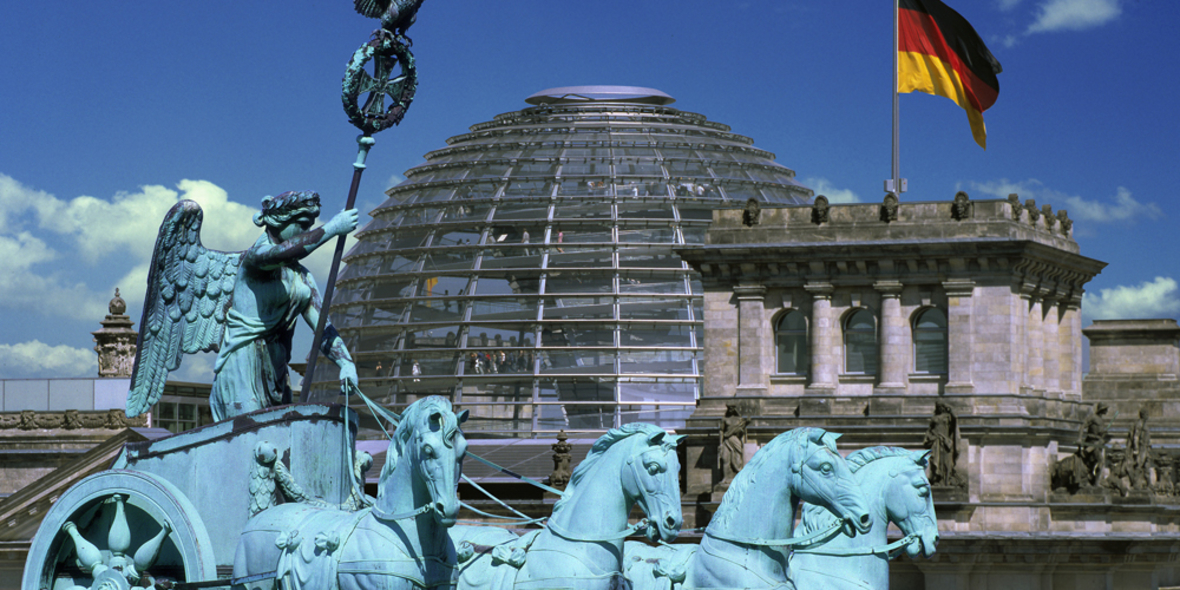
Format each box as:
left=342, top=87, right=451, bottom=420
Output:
left=669, top=195, right=1180, bottom=588
left=677, top=197, right=1106, bottom=407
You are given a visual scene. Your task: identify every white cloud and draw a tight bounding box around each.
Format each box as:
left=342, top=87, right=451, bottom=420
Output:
left=1083, top=277, right=1180, bottom=320
left=0, top=174, right=266, bottom=320
left=1027, top=0, right=1121, bottom=34
left=969, top=179, right=1161, bottom=224
left=0, top=231, right=106, bottom=321
left=0, top=174, right=60, bottom=230
left=803, top=177, right=862, bottom=204
left=0, top=340, right=96, bottom=378
left=47, top=179, right=258, bottom=264
left=998, top=0, right=1023, bottom=11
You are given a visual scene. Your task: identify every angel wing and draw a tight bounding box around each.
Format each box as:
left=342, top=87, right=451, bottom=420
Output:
left=126, top=200, right=243, bottom=417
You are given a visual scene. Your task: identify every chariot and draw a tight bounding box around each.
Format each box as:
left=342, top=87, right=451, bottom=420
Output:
left=22, top=403, right=363, bottom=590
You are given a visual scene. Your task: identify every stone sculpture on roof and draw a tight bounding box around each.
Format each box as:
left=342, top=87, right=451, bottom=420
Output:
left=93, top=289, right=138, bottom=378
left=923, top=402, right=963, bottom=488
left=1078, top=402, right=1112, bottom=487
left=1128, top=407, right=1153, bottom=490
left=717, top=402, right=751, bottom=486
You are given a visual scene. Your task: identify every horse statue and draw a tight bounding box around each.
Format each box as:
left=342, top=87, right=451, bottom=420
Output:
left=451, top=423, right=684, bottom=590
left=682, top=427, right=872, bottom=590
left=789, top=447, right=940, bottom=590
left=233, top=396, right=468, bottom=590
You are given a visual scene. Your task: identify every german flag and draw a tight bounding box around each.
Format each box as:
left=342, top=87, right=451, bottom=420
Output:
left=899, top=0, right=1002, bottom=148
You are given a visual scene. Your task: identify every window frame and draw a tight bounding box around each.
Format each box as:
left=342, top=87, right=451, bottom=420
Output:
left=912, top=306, right=949, bottom=375
left=843, top=308, right=878, bottom=375
left=773, top=309, right=809, bottom=376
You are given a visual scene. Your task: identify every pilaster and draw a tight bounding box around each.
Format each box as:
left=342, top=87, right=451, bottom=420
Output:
left=734, top=284, right=768, bottom=396
left=875, top=281, right=906, bottom=392
left=1060, top=295, right=1083, bottom=400
left=1020, top=283, right=1044, bottom=394
left=1041, top=293, right=1062, bottom=398
left=943, top=279, right=975, bottom=394
left=805, top=282, right=836, bottom=393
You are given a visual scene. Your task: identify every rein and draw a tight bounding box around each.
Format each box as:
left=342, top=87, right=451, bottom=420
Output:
left=794, top=533, right=920, bottom=559
left=371, top=502, right=433, bottom=522
left=466, top=450, right=567, bottom=496
left=705, top=520, right=843, bottom=548
left=546, top=517, right=650, bottom=542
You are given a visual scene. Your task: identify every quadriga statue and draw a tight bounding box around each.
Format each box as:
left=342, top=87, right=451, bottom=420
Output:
left=125, top=193, right=360, bottom=421
left=789, top=447, right=941, bottom=590
left=625, top=427, right=874, bottom=590
left=450, top=423, right=684, bottom=590
left=235, top=396, right=469, bottom=590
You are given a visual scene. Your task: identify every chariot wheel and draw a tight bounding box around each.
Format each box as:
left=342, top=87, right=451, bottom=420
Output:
left=22, top=470, right=217, bottom=590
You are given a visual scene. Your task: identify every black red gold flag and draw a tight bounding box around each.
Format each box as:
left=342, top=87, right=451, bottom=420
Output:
left=898, top=0, right=1002, bottom=148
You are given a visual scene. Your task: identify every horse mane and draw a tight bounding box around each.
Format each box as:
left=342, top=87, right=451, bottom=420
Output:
left=799, top=446, right=923, bottom=534
left=378, top=396, right=455, bottom=485
left=552, top=422, right=666, bottom=516
left=713, top=427, right=827, bottom=530
left=846, top=446, right=922, bottom=472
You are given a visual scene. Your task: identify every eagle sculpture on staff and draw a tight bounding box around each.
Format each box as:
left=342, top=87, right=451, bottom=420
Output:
left=354, top=0, right=425, bottom=40
left=125, top=194, right=360, bottom=421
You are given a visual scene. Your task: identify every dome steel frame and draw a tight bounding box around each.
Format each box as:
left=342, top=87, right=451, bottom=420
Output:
left=315, top=91, right=812, bottom=437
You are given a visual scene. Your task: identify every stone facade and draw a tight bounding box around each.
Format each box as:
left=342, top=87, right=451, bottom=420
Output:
left=1083, top=319, right=1180, bottom=421
left=680, top=197, right=1104, bottom=407
left=674, top=195, right=1180, bottom=589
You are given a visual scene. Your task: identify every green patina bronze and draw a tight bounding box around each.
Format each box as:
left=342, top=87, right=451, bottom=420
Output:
left=20, top=1, right=946, bottom=587
left=125, top=193, right=360, bottom=422
left=342, top=34, right=417, bottom=136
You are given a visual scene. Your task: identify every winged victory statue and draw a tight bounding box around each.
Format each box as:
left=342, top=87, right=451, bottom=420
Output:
left=126, top=191, right=360, bottom=421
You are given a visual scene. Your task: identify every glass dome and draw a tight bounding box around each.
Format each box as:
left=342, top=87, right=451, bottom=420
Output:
left=317, top=86, right=812, bottom=437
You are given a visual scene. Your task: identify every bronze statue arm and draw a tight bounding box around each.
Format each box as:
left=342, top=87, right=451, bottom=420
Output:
left=247, top=209, right=359, bottom=271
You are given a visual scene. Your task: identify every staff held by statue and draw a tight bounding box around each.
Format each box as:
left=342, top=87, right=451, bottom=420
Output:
left=301, top=0, right=424, bottom=402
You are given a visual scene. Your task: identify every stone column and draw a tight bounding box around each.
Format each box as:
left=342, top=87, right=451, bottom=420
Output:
left=1041, top=293, right=1062, bottom=398
left=805, top=282, right=837, bottom=392
left=734, top=284, right=768, bottom=396
left=1059, top=295, right=1083, bottom=399
left=942, top=280, right=975, bottom=393
left=874, top=281, right=906, bottom=391
left=1026, top=287, right=1045, bottom=394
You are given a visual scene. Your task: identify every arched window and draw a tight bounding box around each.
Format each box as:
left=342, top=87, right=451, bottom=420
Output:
left=844, top=309, right=878, bottom=375
left=914, top=307, right=948, bottom=374
left=775, top=310, right=808, bottom=375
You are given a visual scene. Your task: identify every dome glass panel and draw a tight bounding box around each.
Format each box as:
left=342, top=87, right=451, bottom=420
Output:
left=312, top=87, right=812, bottom=436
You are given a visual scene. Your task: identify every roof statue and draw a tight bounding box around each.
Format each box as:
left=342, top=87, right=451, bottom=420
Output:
left=354, top=0, right=425, bottom=39
left=126, top=192, right=359, bottom=420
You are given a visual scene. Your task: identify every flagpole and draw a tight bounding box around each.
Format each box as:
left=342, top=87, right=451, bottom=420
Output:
left=891, top=0, right=901, bottom=197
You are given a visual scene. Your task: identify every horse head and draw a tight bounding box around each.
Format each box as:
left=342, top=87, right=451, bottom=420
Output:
left=791, top=428, right=872, bottom=536
left=622, top=428, right=684, bottom=543
left=382, top=396, right=469, bottom=527
left=884, top=450, right=939, bottom=558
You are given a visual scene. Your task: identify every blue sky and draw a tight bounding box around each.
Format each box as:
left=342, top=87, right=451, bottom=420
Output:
left=1, top=0, right=1176, bottom=379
